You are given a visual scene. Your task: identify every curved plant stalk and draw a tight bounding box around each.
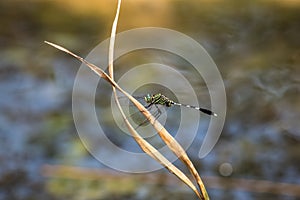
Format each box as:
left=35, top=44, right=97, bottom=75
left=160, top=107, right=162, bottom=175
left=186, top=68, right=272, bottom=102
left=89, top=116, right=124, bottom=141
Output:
left=106, top=1, right=202, bottom=198
left=45, top=1, right=210, bottom=199
left=106, top=1, right=209, bottom=199
left=44, top=41, right=202, bottom=199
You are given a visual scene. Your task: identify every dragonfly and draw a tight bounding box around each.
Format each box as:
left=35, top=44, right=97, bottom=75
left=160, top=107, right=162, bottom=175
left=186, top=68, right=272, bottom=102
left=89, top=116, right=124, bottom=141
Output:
left=143, top=93, right=217, bottom=117
left=120, top=93, right=217, bottom=129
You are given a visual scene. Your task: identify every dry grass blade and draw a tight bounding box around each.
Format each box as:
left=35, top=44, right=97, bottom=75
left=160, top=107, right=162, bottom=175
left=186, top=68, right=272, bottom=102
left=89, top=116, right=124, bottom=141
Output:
left=107, top=1, right=208, bottom=199
left=45, top=2, right=210, bottom=199
left=44, top=40, right=202, bottom=199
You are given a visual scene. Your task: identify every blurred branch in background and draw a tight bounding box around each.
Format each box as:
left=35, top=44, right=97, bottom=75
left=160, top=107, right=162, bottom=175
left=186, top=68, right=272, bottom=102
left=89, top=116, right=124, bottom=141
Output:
left=42, top=164, right=300, bottom=198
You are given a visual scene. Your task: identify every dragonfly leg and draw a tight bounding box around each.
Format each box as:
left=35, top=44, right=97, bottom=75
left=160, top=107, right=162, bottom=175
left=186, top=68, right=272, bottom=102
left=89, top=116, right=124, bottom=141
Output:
left=135, top=104, right=162, bottom=129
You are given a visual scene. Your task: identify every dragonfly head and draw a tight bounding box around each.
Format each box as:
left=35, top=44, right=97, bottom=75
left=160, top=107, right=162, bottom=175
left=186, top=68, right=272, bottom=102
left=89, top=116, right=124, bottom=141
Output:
left=144, top=94, right=152, bottom=103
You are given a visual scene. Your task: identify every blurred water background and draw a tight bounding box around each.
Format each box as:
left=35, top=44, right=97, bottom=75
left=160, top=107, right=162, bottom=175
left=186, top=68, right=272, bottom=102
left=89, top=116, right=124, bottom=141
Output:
left=0, top=0, right=299, bottom=199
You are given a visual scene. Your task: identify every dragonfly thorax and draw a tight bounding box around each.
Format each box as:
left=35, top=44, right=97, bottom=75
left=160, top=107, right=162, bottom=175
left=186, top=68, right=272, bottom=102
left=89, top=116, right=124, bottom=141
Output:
left=144, top=93, right=174, bottom=107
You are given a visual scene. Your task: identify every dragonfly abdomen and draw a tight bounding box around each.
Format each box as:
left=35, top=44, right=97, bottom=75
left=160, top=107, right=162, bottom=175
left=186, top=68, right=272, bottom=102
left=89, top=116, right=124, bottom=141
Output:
left=173, top=102, right=217, bottom=116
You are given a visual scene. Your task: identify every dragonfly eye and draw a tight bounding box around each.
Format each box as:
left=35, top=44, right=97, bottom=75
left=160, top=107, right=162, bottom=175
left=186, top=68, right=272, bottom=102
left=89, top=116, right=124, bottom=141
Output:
left=144, top=94, right=152, bottom=103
